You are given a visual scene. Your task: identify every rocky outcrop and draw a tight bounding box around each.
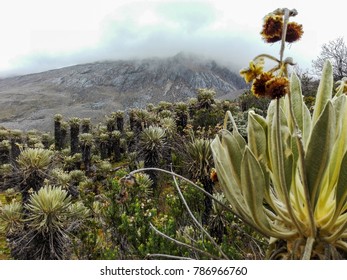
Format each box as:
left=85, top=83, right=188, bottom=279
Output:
left=0, top=53, right=245, bottom=131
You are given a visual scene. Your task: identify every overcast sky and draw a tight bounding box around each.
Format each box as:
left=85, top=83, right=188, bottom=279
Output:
left=0, top=0, right=346, bottom=77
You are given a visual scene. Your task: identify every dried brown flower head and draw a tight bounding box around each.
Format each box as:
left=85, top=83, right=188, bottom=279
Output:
left=265, top=76, right=289, bottom=99
left=261, top=14, right=283, bottom=43
left=210, top=168, right=218, bottom=183
left=261, top=12, right=303, bottom=44
left=263, top=35, right=282, bottom=43
left=286, top=22, right=304, bottom=43
left=251, top=72, right=274, bottom=98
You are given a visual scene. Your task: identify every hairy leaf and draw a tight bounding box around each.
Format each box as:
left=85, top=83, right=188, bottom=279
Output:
left=305, top=102, right=335, bottom=207
left=312, top=60, right=333, bottom=125
left=241, top=148, right=271, bottom=232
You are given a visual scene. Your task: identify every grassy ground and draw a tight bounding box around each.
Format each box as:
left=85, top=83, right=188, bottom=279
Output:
left=0, top=193, right=11, bottom=260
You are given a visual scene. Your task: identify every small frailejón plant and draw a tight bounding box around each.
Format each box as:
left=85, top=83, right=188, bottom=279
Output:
left=69, top=117, right=80, bottom=155
left=16, top=147, right=54, bottom=203
left=211, top=8, right=347, bottom=259
left=185, top=135, right=214, bottom=225
left=1, top=185, right=89, bottom=260
left=139, top=126, right=166, bottom=191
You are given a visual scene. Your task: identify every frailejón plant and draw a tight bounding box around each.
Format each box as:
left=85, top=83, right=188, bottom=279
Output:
left=211, top=8, right=347, bottom=259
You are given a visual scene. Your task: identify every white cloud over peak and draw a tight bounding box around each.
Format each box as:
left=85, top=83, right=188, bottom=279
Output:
left=0, top=0, right=345, bottom=77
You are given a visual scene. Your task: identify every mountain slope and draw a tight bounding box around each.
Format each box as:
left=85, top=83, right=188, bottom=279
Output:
left=0, top=53, right=245, bottom=131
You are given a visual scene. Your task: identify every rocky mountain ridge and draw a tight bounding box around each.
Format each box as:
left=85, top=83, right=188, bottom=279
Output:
left=0, top=53, right=245, bottom=131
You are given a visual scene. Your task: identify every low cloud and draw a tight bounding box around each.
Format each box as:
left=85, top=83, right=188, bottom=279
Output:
left=0, top=1, right=311, bottom=77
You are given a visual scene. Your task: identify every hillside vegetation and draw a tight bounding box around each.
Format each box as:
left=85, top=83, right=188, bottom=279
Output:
left=0, top=89, right=268, bottom=260
left=0, top=53, right=245, bottom=132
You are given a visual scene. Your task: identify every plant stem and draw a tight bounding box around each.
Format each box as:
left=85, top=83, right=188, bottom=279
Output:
left=170, top=168, right=229, bottom=259
left=253, top=54, right=280, bottom=63
left=149, top=223, right=219, bottom=259
left=279, top=7, right=316, bottom=238
left=280, top=9, right=290, bottom=62
left=274, top=8, right=307, bottom=237
left=302, top=237, right=314, bottom=259
left=145, top=253, right=193, bottom=260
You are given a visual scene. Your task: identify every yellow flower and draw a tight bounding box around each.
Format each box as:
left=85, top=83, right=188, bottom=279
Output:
left=240, top=58, right=265, bottom=83
left=336, top=78, right=347, bottom=94
left=265, top=76, right=289, bottom=99
left=251, top=72, right=274, bottom=98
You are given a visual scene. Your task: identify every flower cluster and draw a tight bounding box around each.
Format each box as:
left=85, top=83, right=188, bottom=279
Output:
left=239, top=8, right=301, bottom=99
left=240, top=59, right=289, bottom=99
left=261, top=10, right=303, bottom=43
